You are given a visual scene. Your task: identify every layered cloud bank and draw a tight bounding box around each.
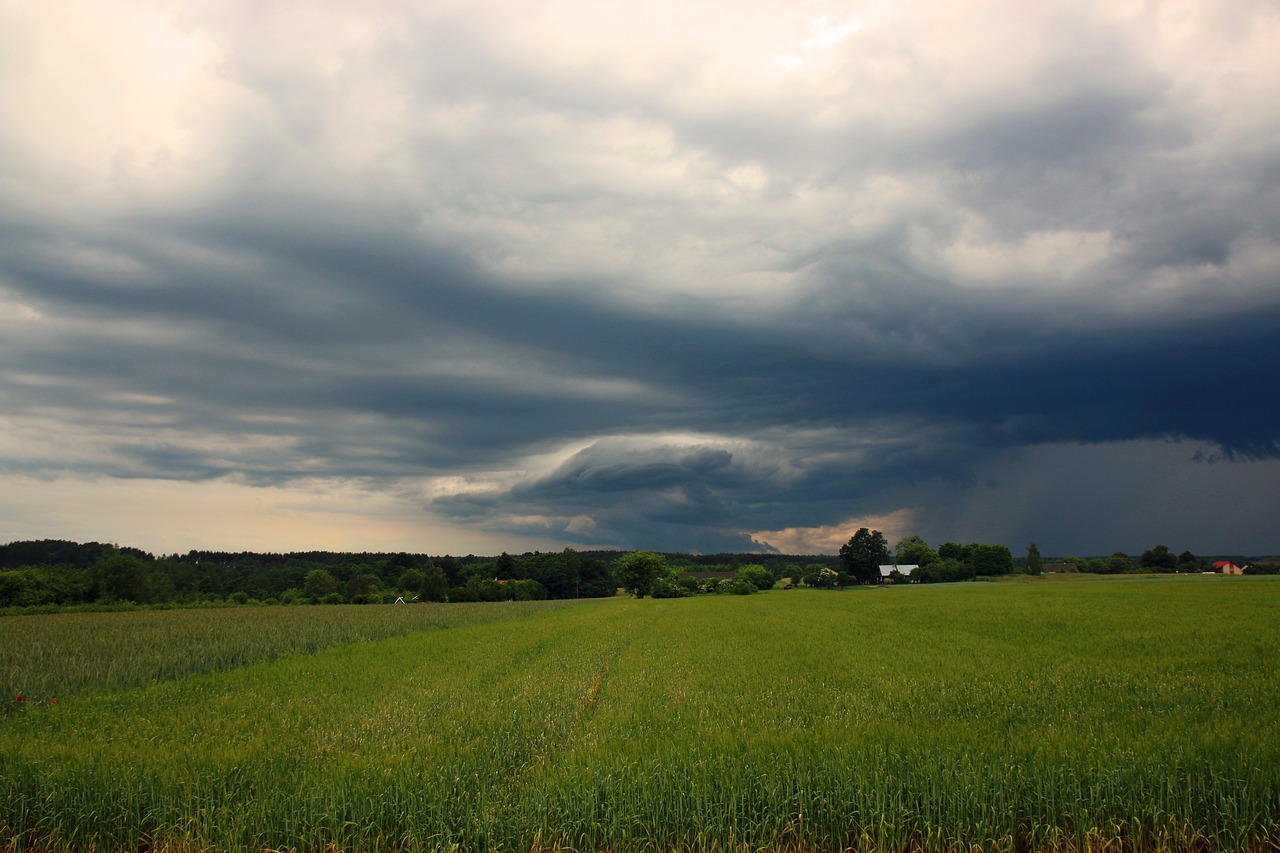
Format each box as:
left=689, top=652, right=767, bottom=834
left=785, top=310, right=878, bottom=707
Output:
left=2, top=1, right=1278, bottom=555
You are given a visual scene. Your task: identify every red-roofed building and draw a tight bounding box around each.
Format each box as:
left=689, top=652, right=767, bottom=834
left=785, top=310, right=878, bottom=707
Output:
left=1214, top=561, right=1245, bottom=575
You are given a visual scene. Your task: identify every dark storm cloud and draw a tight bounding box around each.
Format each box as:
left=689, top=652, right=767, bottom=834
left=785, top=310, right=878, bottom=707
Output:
left=432, top=286, right=1280, bottom=549
left=436, top=440, right=765, bottom=552
left=2, top=1, right=1278, bottom=554
left=5, top=181, right=1279, bottom=548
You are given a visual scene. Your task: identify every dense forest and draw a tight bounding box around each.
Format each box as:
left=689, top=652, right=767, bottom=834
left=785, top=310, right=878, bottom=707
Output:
left=0, top=537, right=1274, bottom=611
left=0, top=539, right=843, bottom=609
left=0, top=541, right=611, bottom=608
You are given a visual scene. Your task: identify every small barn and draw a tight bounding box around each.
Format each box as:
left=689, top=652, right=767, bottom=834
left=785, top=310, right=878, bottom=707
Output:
left=878, top=564, right=919, bottom=582
left=1214, top=561, right=1245, bottom=575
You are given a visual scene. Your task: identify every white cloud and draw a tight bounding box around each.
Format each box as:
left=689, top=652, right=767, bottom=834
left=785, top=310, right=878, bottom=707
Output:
left=934, top=225, right=1117, bottom=290
left=0, top=1, right=237, bottom=209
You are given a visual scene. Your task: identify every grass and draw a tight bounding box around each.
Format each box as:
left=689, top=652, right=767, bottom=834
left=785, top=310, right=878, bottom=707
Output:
left=0, top=600, right=575, bottom=700
left=2, top=577, right=1278, bottom=852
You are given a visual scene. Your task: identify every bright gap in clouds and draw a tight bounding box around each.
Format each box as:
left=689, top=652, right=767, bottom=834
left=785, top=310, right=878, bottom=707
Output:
left=751, top=508, right=916, bottom=555
left=0, top=475, right=563, bottom=556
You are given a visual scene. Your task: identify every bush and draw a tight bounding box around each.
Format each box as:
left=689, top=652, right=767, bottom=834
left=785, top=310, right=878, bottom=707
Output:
left=803, top=565, right=838, bottom=588
left=613, top=551, right=673, bottom=599
left=510, top=579, right=547, bottom=601
left=737, top=565, right=776, bottom=591
left=651, top=578, right=689, bottom=598
left=303, top=569, right=339, bottom=604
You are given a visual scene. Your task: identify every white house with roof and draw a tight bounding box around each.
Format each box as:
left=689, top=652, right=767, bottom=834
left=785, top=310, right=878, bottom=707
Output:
left=879, top=564, right=919, bottom=582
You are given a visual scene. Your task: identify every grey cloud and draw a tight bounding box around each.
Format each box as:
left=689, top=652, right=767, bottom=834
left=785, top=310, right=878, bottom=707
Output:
left=7, top=185, right=1278, bottom=535
left=436, top=439, right=769, bottom=552
left=898, top=440, right=1280, bottom=556
left=518, top=445, right=736, bottom=496
left=1, top=1, right=1278, bottom=554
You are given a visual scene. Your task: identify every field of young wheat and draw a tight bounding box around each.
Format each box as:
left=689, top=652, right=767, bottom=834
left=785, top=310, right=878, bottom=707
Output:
left=0, top=600, right=575, bottom=700
left=2, top=577, right=1277, bottom=853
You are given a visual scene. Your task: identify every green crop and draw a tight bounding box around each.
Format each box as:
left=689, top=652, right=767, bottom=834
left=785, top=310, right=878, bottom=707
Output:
left=2, top=577, right=1277, bottom=852
left=0, top=600, right=573, bottom=700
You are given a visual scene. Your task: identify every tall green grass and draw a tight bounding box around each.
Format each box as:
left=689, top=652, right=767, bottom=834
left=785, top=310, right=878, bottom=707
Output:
left=2, top=578, right=1277, bottom=852
left=0, top=600, right=573, bottom=700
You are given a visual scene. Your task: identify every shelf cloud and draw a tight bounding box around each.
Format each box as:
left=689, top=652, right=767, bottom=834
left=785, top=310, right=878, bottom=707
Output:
left=2, top=0, right=1278, bottom=556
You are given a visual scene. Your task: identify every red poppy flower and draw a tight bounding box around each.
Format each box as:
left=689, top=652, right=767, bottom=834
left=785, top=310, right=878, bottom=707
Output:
left=50, top=698, right=57, bottom=705
left=14, top=695, right=22, bottom=703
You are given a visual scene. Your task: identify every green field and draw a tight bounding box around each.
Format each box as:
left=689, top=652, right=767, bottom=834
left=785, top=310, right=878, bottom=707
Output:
left=0, top=600, right=576, bottom=700
left=2, top=577, right=1278, bottom=852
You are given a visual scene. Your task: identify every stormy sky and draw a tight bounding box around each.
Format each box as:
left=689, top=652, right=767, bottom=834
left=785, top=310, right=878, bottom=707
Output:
left=2, top=0, right=1278, bottom=557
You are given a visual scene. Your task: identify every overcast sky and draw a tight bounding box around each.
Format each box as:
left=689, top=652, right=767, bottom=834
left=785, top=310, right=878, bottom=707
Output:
left=2, top=0, right=1278, bottom=558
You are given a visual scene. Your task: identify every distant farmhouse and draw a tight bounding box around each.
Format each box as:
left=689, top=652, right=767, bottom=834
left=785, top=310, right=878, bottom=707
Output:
left=1213, top=561, right=1246, bottom=575
left=878, top=564, right=919, bottom=582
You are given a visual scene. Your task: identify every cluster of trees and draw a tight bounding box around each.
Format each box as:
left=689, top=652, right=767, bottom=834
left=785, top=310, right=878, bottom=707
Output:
left=899, top=538, right=1268, bottom=581
left=613, top=551, right=779, bottom=598
left=663, top=552, right=838, bottom=577
left=1137, top=545, right=1202, bottom=572
left=829, top=530, right=1015, bottom=585
left=0, top=541, right=614, bottom=609
left=837, top=528, right=893, bottom=583
left=1039, top=544, right=1213, bottom=575
left=901, top=537, right=1015, bottom=583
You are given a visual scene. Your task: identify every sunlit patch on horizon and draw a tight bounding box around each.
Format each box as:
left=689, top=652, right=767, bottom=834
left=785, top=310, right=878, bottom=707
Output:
left=750, top=508, right=917, bottom=555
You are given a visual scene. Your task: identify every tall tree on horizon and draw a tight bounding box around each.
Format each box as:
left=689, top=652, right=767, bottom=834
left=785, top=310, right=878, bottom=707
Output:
left=613, top=550, right=671, bottom=599
left=1027, top=542, right=1043, bottom=576
left=839, top=528, right=890, bottom=585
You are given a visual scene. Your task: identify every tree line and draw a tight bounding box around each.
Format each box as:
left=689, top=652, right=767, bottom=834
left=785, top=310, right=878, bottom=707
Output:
left=610, top=530, right=1021, bottom=594
left=836, top=529, right=1016, bottom=584
left=832, top=531, right=1276, bottom=584
left=0, top=540, right=848, bottom=610
left=1027, top=542, right=1279, bottom=575
left=2, top=535, right=1272, bottom=610
left=0, top=541, right=616, bottom=609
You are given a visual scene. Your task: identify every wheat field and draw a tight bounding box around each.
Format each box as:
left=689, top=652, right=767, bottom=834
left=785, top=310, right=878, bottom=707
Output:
left=2, top=577, right=1277, bottom=852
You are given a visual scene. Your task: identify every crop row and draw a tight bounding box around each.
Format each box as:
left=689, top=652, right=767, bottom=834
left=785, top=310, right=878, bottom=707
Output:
left=0, top=599, right=573, bottom=700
